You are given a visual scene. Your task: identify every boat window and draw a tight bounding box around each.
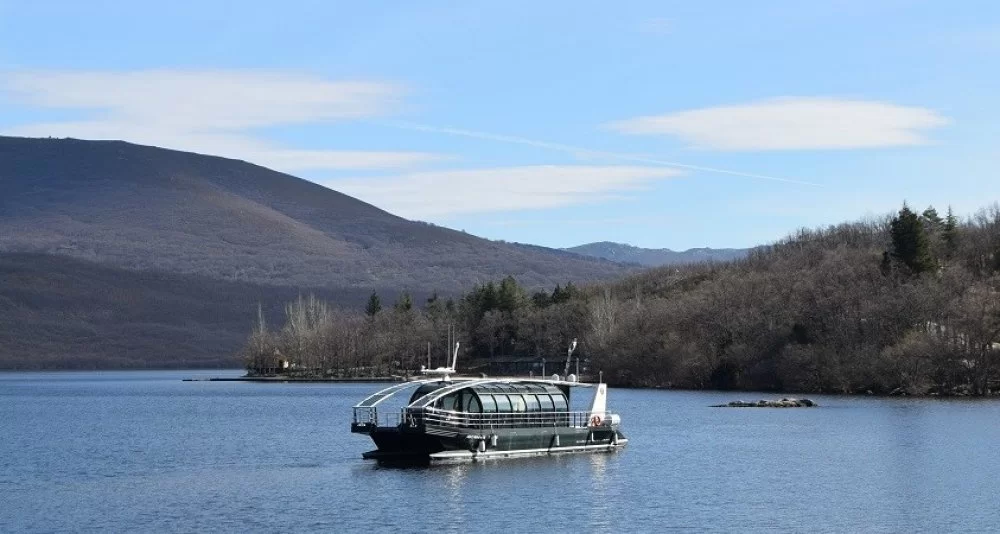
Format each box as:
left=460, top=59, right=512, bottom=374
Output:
left=538, top=394, right=555, bottom=412
left=468, top=395, right=481, bottom=413
left=552, top=394, right=568, bottom=412
left=408, top=382, right=449, bottom=404
left=457, top=390, right=473, bottom=412
left=438, top=393, right=457, bottom=411
left=510, top=394, right=527, bottom=412
left=480, top=394, right=497, bottom=413
left=524, top=394, right=540, bottom=412
left=495, top=394, right=512, bottom=412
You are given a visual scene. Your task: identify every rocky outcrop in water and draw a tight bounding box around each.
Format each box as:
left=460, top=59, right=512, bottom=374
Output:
left=713, top=398, right=817, bottom=408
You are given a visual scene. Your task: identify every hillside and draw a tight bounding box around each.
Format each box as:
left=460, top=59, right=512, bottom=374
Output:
left=0, top=136, right=628, bottom=290
left=249, top=204, right=1000, bottom=395
left=0, top=253, right=381, bottom=369
left=564, top=241, right=748, bottom=266
left=0, top=136, right=632, bottom=368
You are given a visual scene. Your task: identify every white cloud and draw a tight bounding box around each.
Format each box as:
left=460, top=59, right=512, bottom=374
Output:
left=388, top=121, right=817, bottom=185
left=1, top=69, right=444, bottom=171
left=323, top=165, right=683, bottom=218
left=608, top=97, right=950, bottom=150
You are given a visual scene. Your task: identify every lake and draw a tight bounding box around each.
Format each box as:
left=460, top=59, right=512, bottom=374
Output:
left=3, top=370, right=999, bottom=533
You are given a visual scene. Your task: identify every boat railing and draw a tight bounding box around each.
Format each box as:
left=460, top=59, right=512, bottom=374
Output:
left=352, top=406, right=404, bottom=428
left=354, top=405, right=617, bottom=430
left=419, top=408, right=614, bottom=430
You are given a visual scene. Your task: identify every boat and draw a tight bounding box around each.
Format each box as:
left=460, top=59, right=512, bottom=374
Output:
left=351, top=342, right=628, bottom=463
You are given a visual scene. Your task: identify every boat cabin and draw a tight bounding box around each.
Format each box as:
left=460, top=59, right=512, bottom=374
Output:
left=409, top=381, right=569, bottom=413
left=404, top=381, right=576, bottom=429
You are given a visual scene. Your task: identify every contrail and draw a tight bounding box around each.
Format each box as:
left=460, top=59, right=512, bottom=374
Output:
left=383, top=120, right=822, bottom=187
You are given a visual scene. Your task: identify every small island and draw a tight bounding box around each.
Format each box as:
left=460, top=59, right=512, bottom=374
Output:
left=713, top=398, right=817, bottom=408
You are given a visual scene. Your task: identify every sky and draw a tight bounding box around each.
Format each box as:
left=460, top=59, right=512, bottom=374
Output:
left=1, top=1, right=998, bottom=250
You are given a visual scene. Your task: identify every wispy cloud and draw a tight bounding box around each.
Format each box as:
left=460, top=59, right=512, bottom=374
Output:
left=608, top=97, right=950, bottom=150
left=1, top=69, right=445, bottom=171
left=385, top=121, right=819, bottom=186
left=323, top=165, right=683, bottom=218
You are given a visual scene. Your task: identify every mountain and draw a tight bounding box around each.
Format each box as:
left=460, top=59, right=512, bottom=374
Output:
left=0, top=253, right=377, bottom=369
left=0, top=136, right=632, bottom=368
left=563, top=241, right=749, bottom=267
left=0, top=136, right=628, bottom=290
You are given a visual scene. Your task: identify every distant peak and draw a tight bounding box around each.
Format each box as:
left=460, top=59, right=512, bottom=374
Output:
left=563, top=241, right=748, bottom=267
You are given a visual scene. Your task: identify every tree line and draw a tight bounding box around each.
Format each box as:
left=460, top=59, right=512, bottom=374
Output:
left=242, top=202, right=1000, bottom=395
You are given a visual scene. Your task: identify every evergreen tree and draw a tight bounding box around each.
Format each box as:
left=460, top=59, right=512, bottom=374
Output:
left=942, top=206, right=959, bottom=259
left=394, top=292, right=413, bottom=312
left=889, top=204, right=935, bottom=274
left=531, top=290, right=551, bottom=308
left=551, top=284, right=567, bottom=304
left=550, top=282, right=578, bottom=304
left=365, top=291, right=382, bottom=316
left=497, top=276, right=526, bottom=313
left=922, top=206, right=943, bottom=232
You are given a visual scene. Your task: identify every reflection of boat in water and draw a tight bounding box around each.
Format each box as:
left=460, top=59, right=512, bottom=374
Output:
left=351, top=343, right=627, bottom=463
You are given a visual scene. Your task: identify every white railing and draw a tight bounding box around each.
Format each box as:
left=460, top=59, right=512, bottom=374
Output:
left=418, top=408, right=612, bottom=430
left=352, top=406, right=404, bottom=427
left=354, top=406, right=616, bottom=430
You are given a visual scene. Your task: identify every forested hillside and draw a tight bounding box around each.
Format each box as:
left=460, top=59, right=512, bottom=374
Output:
left=246, top=204, right=1000, bottom=395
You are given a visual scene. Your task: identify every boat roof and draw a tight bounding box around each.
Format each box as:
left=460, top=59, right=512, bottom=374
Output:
left=407, top=377, right=591, bottom=408
left=354, top=377, right=595, bottom=410
left=411, top=376, right=595, bottom=388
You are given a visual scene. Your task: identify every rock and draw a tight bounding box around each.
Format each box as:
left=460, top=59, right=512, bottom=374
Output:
left=713, top=398, right=817, bottom=408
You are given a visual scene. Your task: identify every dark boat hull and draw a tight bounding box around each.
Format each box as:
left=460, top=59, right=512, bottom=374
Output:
left=354, top=423, right=627, bottom=463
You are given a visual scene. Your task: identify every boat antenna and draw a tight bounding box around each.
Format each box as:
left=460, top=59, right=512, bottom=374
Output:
left=562, top=338, right=577, bottom=377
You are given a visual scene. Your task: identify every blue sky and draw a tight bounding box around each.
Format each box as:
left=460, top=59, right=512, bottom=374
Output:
left=1, top=1, right=998, bottom=249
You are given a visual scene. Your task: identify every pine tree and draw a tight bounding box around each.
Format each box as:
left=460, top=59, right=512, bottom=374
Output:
left=497, top=276, right=526, bottom=313
left=922, top=206, right=943, bottom=232
left=942, top=206, right=959, bottom=259
left=889, top=204, right=935, bottom=274
left=531, top=290, right=551, bottom=308
left=365, top=291, right=381, bottom=316
left=394, top=292, right=413, bottom=312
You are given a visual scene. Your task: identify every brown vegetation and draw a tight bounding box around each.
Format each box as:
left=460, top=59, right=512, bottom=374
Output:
left=246, top=204, right=1000, bottom=396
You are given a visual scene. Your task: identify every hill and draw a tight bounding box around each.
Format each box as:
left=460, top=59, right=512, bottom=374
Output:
left=0, top=253, right=378, bottom=369
left=0, top=136, right=628, bottom=290
left=0, top=136, right=632, bottom=368
left=563, top=242, right=748, bottom=266
left=253, top=204, right=1000, bottom=395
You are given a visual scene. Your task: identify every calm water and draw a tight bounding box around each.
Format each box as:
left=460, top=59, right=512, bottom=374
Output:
left=3, top=371, right=1000, bottom=533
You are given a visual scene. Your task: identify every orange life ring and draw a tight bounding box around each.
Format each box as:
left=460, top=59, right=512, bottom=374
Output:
left=590, top=415, right=602, bottom=426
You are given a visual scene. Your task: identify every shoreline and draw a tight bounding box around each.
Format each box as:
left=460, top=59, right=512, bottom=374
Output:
left=2, top=369, right=991, bottom=398
left=182, top=374, right=996, bottom=397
